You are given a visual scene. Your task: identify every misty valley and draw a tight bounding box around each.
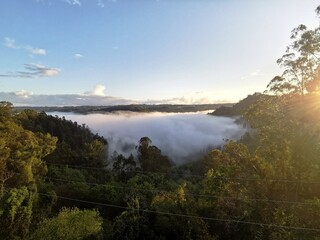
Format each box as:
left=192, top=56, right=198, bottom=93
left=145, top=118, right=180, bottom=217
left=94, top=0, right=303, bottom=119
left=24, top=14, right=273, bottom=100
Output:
left=2, top=95, right=320, bottom=239
left=48, top=111, right=245, bottom=163
left=1, top=1, right=320, bottom=240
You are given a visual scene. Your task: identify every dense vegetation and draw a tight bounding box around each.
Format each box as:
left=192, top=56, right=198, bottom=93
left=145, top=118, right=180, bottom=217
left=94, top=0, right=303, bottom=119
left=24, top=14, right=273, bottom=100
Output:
left=210, top=93, right=264, bottom=116
left=1, top=5, right=320, bottom=240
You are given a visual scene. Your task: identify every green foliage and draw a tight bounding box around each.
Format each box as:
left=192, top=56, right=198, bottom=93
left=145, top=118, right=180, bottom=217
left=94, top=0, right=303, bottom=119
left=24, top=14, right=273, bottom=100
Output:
left=0, top=102, right=13, bottom=121
left=211, top=93, right=263, bottom=116
left=0, top=111, right=57, bottom=186
left=151, top=183, right=214, bottom=240
left=1, top=6, right=320, bottom=237
left=17, top=110, right=107, bottom=168
left=0, top=187, right=33, bottom=239
left=112, top=154, right=137, bottom=181
left=111, top=211, right=150, bottom=240
left=137, top=137, right=172, bottom=172
left=0, top=103, right=57, bottom=239
left=122, top=172, right=175, bottom=212
left=9, top=90, right=317, bottom=239
left=29, top=207, right=103, bottom=240
left=2, top=187, right=32, bottom=223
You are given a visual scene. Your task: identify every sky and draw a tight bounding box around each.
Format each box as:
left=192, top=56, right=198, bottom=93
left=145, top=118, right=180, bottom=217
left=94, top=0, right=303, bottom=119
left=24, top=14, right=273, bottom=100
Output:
left=0, top=0, right=319, bottom=106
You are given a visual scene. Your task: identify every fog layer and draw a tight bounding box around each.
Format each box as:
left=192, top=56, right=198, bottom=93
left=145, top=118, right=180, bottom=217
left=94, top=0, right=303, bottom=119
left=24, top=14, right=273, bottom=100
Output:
left=49, top=111, right=245, bottom=164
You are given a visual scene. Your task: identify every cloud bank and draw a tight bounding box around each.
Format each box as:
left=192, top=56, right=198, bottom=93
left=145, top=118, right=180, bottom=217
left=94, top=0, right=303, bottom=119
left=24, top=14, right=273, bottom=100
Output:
left=0, top=84, right=233, bottom=106
left=0, top=91, right=134, bottom=106
left=50, top=112, right=245, bottom=164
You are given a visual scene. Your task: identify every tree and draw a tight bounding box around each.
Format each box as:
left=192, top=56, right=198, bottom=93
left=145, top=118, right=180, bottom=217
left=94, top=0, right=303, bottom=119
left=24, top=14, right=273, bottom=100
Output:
left=84, top=139, right=108, bottom=168
left=17, top=110, right=108, bottom=168
left=151, top=183, right=214, bottom=240
left=267, top=6, right=320, bottom=95
left=137, top=137, right=172, bottom=173
left=111, top=210, right=150, bottom=240
left=112, top=154, right=137, bottom=181
left=29, top=207, right=103, bottom=240
left=0, top=103, right=57, bottom=239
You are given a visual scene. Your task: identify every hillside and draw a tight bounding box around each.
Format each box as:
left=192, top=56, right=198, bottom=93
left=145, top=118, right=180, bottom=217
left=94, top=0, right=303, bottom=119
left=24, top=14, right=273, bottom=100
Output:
left=15, top=103, right=234, bottom=114
left=210, top=93, right=264, bottom=116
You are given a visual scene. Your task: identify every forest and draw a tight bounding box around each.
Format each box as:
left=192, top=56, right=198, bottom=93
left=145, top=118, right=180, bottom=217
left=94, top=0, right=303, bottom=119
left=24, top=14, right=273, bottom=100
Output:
left=0, top=5, right=320, bottom=240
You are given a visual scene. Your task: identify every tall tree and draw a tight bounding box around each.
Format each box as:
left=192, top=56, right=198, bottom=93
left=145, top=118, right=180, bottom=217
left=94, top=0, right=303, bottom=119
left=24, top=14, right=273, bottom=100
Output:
left=137, top=137, right=172, bottom=173
left=267, top=6, right=320, bottom=95
left=0, top=102, right=57, bottom=239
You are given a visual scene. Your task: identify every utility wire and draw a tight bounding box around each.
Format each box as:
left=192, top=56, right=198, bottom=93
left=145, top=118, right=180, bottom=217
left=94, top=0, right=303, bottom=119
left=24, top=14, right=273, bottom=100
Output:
left=3, top=186, right=320, bottom=232
left=30, top=190, right=320, bottom=232
left=45, top=177, right=315, bottom=206
left=46, top=163, right=320, bottom=184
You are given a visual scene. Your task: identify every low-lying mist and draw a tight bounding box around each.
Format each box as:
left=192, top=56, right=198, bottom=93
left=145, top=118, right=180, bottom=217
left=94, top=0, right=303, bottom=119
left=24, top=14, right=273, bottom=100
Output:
left=49, top=111, right=246, bottom=164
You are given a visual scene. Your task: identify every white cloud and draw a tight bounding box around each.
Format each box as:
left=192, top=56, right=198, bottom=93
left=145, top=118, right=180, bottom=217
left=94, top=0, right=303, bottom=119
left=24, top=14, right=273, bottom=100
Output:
left=0, top=88, right=233, bottom=107
left=144, top=90, right=234, bottom=105
left=145, top=96, right=220, bottom=105
left=74, top=53, right=84, bottom=59
left=84, top=85, right=106, bottom=96
left=4, top=37, right=16, bottom=48
left=36, top=0, right=116, bottom=7
left=4, top=37, right=47, bottom=56
left=24, top=64, right=60, bottom=77
left=97, top=0, right=105, bottom=7
left=27, top=47, right=47, bottom=55
left=0, top=91, right=134, bottom=106
left=0, top=63, right=60, bottom=78
left=64, top=0, right=81, bottom=6
left=250, top=69, right=261, bottom=76
left=241, top=69, right=261, bottom=80
left=15, top=90, right=33, bottom=98
left=93, top=85, right=106, bottom=96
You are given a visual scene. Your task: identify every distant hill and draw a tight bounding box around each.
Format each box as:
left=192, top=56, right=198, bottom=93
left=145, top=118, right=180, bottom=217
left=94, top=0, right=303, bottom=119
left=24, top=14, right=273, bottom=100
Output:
left=210, top=93, right=263, bottom=116
left=14, top=103, right=234, bottom=114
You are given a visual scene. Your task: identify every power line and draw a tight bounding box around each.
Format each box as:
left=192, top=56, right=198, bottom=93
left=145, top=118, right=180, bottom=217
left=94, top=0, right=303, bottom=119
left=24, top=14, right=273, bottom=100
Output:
left=34, top=191, right=320, bottom=232
left=46, top=163, right=320, bottom=184
left=3, top=187, right=320, bottom=232
left=45, top=177, right=314, bottom=206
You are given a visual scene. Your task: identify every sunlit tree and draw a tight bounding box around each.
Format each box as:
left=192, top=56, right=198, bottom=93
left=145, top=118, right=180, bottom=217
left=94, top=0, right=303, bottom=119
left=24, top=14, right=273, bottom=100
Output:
left=0, top=102, right=57, bottom=239
left=267, top=6, right=320, bottom=95
left=29, top=207, right=103, bottom=240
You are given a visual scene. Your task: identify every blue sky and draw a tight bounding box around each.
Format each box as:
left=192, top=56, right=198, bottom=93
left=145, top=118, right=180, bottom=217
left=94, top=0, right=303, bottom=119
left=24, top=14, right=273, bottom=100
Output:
left=0, top=0, right=319, bottom=106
